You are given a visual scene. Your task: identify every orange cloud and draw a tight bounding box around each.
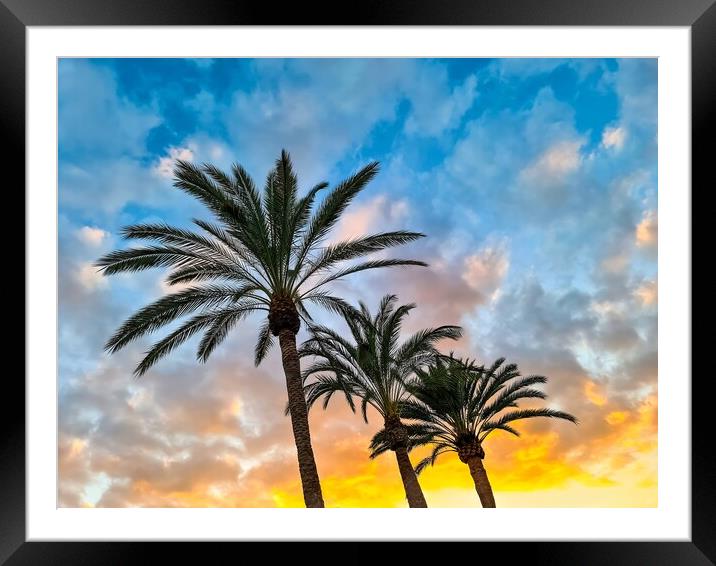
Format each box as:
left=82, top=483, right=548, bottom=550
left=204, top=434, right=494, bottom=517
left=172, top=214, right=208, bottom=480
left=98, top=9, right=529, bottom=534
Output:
left=584, top=380, right=607, bottom=406
left=635, top=210, right=657, bottom=248
left=634, top=280, right=657, bottom=306
left=605, top=411, right=629, bottom=425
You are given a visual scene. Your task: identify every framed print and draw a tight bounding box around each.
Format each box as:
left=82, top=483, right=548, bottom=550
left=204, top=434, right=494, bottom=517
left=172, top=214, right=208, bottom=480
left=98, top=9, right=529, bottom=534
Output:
left=6, top=0, right=710, bottom=563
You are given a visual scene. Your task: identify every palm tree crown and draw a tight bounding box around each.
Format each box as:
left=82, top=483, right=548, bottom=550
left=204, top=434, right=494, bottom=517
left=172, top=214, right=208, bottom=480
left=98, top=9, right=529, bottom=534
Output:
left=403, top=356, right=578, bottom=473
left=301, top=295, right=462, bottom=432
left=96, top=151, right=426, bottom=375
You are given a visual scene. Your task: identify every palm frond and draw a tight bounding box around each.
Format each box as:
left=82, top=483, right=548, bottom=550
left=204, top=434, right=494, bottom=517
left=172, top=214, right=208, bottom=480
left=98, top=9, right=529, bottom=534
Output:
left=293, top=162, right=380, bottom=268
left=105, top=285, right=254, bottom=354
left=297, top=231, right=425, bottom=287
left=173, top=159, right=243, bottom=226
left=197, top=302, right=264, bottom=362
left=164, top=262, right=245, bottom=287
left=254, top=319, right=274, bottom=366
left=394, top=325, right=463, bottom=369
left=134, top=310, right=219, bottom=377
left=95, top=245, right=207, bottom=275
left=414, top=444, right=452, bottom=475
left=482, top=408, right=578, bottom=435
left=300, top=259, right=427, bottom=297
left=302, top=292, right=353, bottom=316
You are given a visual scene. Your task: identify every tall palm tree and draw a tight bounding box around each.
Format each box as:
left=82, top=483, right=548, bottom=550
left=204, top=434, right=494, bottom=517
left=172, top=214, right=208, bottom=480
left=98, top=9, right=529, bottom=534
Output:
left=300, top=295, right=462, bottom=507
left=95, top=150, right=427, bottom=508
left=403, top=356, right=577, bottom=508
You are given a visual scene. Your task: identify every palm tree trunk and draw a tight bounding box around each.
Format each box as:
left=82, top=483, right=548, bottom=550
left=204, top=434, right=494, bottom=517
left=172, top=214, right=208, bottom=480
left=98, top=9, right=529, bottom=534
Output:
left=466, top=456, right=496, bottom=508
left=278, top=329, right=325, bottom=508
left=394, top=446, right=428, bottom=508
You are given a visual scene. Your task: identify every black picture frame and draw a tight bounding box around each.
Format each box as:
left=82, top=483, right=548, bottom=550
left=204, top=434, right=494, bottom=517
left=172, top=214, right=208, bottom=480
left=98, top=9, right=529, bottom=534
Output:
left=5, top=0, right=709, bottom=563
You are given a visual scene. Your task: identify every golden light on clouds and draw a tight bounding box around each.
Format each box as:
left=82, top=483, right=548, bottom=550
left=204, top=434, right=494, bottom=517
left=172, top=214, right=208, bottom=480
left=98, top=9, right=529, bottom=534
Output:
left=605, top=411, right=629, bottom=425
left=68, top=437, right=87, bottom=459
left=635, top=280, right=657, bottom=306
left=584, top=380, right=607, bottom=407
left=229, top=398, right=242, bottom=418
left=636, top=210, right=657, bottom=248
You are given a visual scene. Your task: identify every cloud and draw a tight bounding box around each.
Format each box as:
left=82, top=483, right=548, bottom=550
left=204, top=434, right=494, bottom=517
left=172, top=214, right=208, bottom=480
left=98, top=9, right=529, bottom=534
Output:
left=405, top=72, right=478, bottom=137
left=584, top=380, right=607, bottom=406
left=58, top=349, right=295, bottom=507
left=59, top=59, right=159, bottom=159
left=366, top=239, right=511, bottom=342
left=602, top=126, right=627, bottom=150
left=635, top=210, right=657, bottom=248
left=222, top=59, right=419, bottom=182
left=634, top=280, right=657, bottom=306
left=332, top=194, right=410, bottom=242
left=77, top=226, right=108, bottom=247
left=605, top=410, right=629, bottom=425
left=444, top=87, right=580, bottom=188
left=461, top=242, right=510, bottom=301
left=75, top=262, right=108, bottom=291
left=154, top=146, right=196, bottom=178
left=521, top=139, right=583, bottom=185
left=600, top=251, right=630, bottom=275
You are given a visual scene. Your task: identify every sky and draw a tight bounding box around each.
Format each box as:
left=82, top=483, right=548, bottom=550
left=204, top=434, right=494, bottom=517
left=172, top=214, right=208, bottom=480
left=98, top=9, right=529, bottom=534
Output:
left=58, top=57, right=658, bottom=508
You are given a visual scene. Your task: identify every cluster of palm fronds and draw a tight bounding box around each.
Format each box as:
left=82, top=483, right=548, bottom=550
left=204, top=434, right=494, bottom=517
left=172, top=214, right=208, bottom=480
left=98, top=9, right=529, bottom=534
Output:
left=97, top=150, right=577, bottom=509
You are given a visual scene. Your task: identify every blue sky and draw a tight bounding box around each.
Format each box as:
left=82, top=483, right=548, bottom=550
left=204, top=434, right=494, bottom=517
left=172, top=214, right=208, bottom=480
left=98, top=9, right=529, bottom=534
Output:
left=58, top=58, right=658, bottom=508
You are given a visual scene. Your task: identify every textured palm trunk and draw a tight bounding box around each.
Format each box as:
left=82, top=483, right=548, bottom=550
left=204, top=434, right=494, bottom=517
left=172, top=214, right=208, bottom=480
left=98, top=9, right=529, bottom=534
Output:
left=466, top=456, right=496, bottom=508
left=278, top=329, right=325, bottom=508
left=394, top=445, right=428, bottom=508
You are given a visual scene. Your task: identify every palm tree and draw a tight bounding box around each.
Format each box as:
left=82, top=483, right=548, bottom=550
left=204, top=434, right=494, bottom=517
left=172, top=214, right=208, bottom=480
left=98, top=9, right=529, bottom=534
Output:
left=95, top=150, right=427, bottom=508
left=403, top=356, right=577, bottom=508
left=300, top=295, right=462, bottom=507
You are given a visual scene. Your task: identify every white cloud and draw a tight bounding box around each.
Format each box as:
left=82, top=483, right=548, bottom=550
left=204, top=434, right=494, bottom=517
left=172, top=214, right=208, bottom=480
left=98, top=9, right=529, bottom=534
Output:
left=77, top=226, right=108, bottom=247
left=154, top=146, right=196, bottom=178
left=521, top=140, right=583, bottom=184
left=75, top=262, right=108, bottom=291
left=461, top=242, right=510, bottom=302
left=224, top=59, right=418, bottom=182
left=590, top=300, right=624, bottom=317
left=332, top=194, right=410, bottom=242
left=60, top=157, right=168, bottom=216
left=613, top=59, right=658, bottom=130
left=405, top=73, right=478, bottom=137
left=208, top=144, right=225, bottom=160
left=58, top=60, right=159, bottom=158
left=602, top=126, right=627, bottom=150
